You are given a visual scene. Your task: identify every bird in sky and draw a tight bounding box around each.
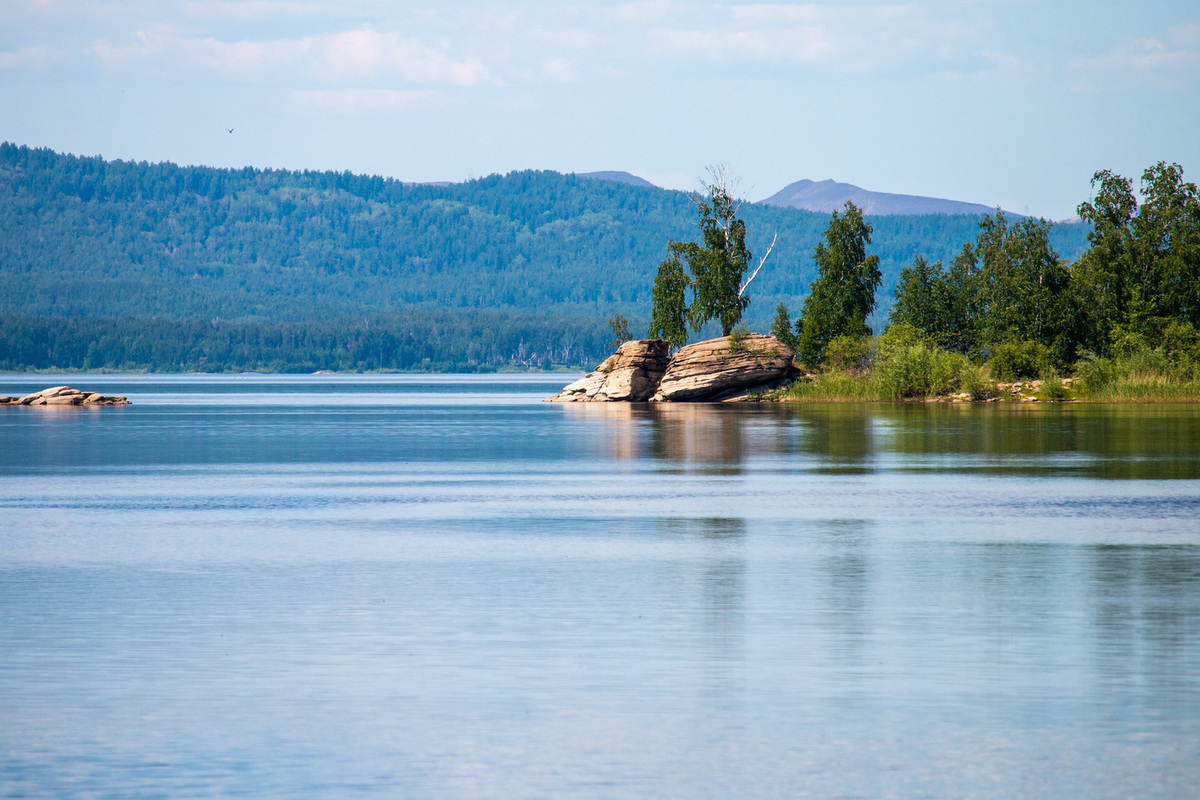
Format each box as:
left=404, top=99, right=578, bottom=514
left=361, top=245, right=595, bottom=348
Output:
left=226, top=128, right=234, bottom=134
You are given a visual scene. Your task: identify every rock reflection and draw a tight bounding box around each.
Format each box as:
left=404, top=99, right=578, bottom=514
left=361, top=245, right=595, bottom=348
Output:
left=564, top=403, right=792, bottom=471
left=647, top=405, right=747, bottom=471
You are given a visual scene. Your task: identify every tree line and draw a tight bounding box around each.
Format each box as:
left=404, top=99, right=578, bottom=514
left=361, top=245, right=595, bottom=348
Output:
left=0, top=311, right=608, bottom=373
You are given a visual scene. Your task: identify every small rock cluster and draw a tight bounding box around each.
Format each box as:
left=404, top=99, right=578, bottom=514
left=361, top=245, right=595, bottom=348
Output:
left=995, top=378, right=1074, bottom=403
left=0, top=386, right=130, bottom=406
left=548, top=334, right=797, bottom=403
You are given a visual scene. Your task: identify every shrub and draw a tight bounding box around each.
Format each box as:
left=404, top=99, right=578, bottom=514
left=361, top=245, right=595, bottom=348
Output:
left=1072, top=341, right=1200, bottom=401
left=1162, top=321, right=1200, bottom=377
left=1038, top=366, right=1071, bottom=401
left=728, top=324, right=750, bottom=352
left=989, top=340, right=1052, bottom=381
left=876, top=323, right=930, bottom=357
left=1073, top=350, right=1113, bottom=395
left=824, top=335, right=871, bottom=372
left=959, top=362, right=997, bottom=400
left=871, top=338, right=976, bottom=399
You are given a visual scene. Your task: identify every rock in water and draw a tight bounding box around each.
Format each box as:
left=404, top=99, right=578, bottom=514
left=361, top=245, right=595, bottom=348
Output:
left=546, top=339, right=671, bottom=402
left=0, top=386, right=130, bottom=406
left=653, top=334, right=796, bottom=402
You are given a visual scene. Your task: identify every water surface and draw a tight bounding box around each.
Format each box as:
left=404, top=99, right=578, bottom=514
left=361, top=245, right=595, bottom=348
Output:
left=2, top=374, right=1198, bottom=798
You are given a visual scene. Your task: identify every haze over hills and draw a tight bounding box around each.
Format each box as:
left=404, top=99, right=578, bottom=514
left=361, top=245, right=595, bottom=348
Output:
left=761, top=179, right=1005, bottom=216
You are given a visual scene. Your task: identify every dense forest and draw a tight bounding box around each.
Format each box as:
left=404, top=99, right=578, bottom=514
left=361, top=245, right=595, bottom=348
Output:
left=0, top=142, right=1089, bottom=371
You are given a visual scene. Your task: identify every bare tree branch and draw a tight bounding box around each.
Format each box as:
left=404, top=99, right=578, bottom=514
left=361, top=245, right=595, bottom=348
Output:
left=738, top=232, right=777, bottom=298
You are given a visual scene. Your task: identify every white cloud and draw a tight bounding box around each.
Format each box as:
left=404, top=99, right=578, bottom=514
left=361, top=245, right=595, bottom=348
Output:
left=1167, top=22, right=1200, bottom=48
left=89, top=25, right=499, bottom=86
left=537, top=57, right=578, bottom=83
left=1070, top=23, right=1200, bottom=89
left=289, top=87, right=441, bottom=113
left=179, top=1, right=338, bottom=21
left=0, top=44, right=65, bottom=70
left=609, top=0, right=676, bottom=25
left=644, top=2, right=981, bottom=72
left=728, top=4, right=823, bottom=27
left=653, top=25, right=838, bottom=65
left=980, top=50, right=1020, bottom=70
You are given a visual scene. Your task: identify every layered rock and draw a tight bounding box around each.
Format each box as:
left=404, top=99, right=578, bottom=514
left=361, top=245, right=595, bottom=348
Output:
left=546, top=339, right=671, bottom=402
left=0, top=386, right=130, bottom=406
left=547, top=334, right=797, bottom=403
left=652, top=334, right=796, bottom=402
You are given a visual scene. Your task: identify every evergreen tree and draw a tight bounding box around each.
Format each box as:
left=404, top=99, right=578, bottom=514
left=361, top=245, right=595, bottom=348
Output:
left=770, top=302, right=797, bottom=350
left=797, top=202, right=881, bottom=365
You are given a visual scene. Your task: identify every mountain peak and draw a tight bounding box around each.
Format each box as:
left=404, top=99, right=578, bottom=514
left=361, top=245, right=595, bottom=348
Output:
left=760, top=179, right=1004, bottom=216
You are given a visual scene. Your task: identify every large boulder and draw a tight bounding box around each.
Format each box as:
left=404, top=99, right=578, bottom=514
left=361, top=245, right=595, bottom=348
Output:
left=546, top=339, right=671, bottom=402
left=652, top=333, right=796, bottom=402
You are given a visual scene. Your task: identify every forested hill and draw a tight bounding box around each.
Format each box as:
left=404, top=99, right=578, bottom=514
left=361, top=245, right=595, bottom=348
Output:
left=0, top=143, right=1089, bottom=371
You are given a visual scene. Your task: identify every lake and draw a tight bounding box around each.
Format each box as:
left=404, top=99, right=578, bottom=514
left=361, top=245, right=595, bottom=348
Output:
left=2, top=374, right=1199, bottom=798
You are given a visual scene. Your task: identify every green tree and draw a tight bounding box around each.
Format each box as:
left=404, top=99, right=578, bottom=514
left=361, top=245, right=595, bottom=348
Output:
left=648, top=249, right=690, bottom=346
left=1130, top=162, right=1200, bottom=330
left=797, top=202, right=881, bottom=366
left=892, top=211, right=1067, bottom=361
left=890, top=256, right=946, bottom=337
left=972, top=212, right=1069, bottom=357
left=607, top=312, right=632, bottom=349
left=1072, top=162, right=1200, bottom=353
left=648, top=166, right=753, bottom=343
left=889, top=252, right=984, bottom=356
left=770, top=302, right=797, bottom=350
left=1072, top=169, right=1137, bottom=353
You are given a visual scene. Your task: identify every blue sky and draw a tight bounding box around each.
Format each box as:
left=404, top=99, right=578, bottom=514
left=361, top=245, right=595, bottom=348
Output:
left=2, top=0, right=1197, bottom=219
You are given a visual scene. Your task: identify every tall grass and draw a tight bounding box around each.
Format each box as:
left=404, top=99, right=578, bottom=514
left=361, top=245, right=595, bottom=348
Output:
left=783, top=371, right=887, bottom=401
left=1074, top=347, right=1200, bottom=402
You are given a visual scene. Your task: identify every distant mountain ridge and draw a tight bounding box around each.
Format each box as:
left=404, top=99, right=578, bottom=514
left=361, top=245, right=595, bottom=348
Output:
left=578, top=170, right=657, bottom=188
left=761, top=179, right=1004, bottom=216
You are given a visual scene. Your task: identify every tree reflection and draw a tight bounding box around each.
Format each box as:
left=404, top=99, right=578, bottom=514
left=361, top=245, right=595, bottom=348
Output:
left=654, top=516, right=747, bottom=700
left=557, top=402, right=1200, bottom=479
left=1088, top=545, right=1200, bottom=699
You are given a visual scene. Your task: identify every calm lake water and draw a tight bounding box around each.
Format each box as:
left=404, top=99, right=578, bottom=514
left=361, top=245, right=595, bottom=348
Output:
left=2, top=374, right=1199, bottom=798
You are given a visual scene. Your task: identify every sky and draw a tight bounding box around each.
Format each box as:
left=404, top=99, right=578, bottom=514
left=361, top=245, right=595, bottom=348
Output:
left=2, top=0, right=1198, bottom=219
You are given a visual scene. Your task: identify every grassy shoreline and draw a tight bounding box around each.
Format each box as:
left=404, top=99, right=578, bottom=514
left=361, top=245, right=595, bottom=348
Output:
left=772, top=376, right=1200, bottom=404
left=769, top=326, right=1200, bottom=404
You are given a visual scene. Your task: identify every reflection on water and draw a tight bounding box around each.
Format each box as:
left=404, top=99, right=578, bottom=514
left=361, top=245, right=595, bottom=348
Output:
left=817, top=520, right=873, bottom=662
left=564, top=401, right=1200, bottom=479
left=1, top=376, right=1199, bottom=797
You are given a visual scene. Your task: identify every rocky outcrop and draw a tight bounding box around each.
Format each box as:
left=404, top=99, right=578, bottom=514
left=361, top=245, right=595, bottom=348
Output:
left=546, top=339, right=671, bottom=402
left=652, top=334, right=797, bottom=402
left=0, top=386, right=130, bottom=406
left=547, top=334, right=797, bottom=403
